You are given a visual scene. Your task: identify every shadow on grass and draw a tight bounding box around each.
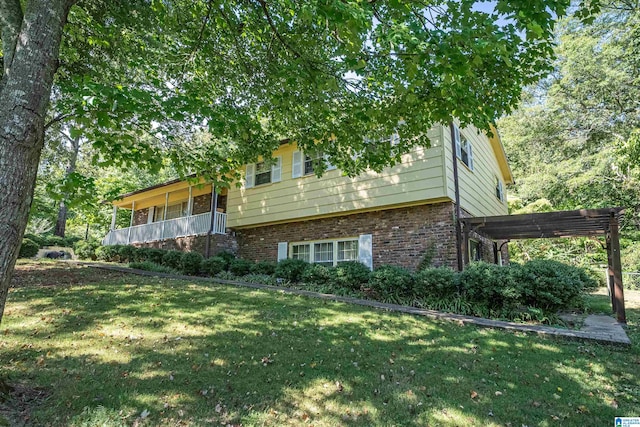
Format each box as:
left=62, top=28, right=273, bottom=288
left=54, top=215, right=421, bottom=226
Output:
left=2, top=266, right=639, bottom=426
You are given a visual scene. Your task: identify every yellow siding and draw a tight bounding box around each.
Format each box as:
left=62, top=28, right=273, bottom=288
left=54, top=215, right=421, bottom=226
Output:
left=227, top=130, right=447, bottom=228
left=443, top=123, right=509, bottom=217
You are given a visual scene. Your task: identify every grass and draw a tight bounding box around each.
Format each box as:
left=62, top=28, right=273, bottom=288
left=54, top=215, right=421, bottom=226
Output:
left=1, top=260, right=639, bottom=426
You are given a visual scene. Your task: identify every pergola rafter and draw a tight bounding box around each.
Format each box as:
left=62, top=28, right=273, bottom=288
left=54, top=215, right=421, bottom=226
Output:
left=461, top=208, right=626, bottom=323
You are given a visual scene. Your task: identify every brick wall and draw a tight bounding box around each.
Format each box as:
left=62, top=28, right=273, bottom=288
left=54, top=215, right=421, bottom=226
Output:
left=132, top=208, right=149, bottom=226
left=133, top=233, right=238, bottom=257
left=235, top=202, right=458, bottom=270
left=192, top=194, right=211, bottom=215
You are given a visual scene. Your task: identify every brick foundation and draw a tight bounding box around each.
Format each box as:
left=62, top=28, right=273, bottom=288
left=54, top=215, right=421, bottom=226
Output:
left=235, top=202, right=459, bottom=270
left=133, top=233, right=238, bottom=257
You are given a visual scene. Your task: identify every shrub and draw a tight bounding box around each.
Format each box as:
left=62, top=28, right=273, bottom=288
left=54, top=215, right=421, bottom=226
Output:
left=180, top=252, right=204, bottom=275
left=129, top=261, right=179, bottom=275
left=19, top=238, right=40, bottom=258
left=116, top=245, right=137, bottom=263
left=275, top=258, right=308, bottom=282
left=95, top=245, right=121, bottom=262
left=140, top=248, right=166, bottom=264
left=368, top=265, right=415, bottom=303
left=250, top=260, right=277, bottom=275
left=301, top=263, right=333, bottom=285
left=330, top=261, right=371, bottom=290
left=229, top=258, right=254, bottom=276
left=414, top=267, right=458, bottom=300
left=215, top=250, right=236, bottom=270
left=520, top=259, right=597, bottom=312
left=23, top=233, right=44, bottom=247
left=201, top=256, right=227, bottom=276
left=215, top=271, right=236, bottom=281
left=41, top=235, right=69, bottom=247
left=162, top=250, right=183, bottom=269
left=74, top=239, right=101, bottom=260
left=458, top=262, right=522, bottom=314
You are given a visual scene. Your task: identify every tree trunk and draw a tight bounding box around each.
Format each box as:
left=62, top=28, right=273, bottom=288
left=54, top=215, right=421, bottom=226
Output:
left=54, top=135, right=79, bottom=237
left=0, top=0, right=75, bottom=323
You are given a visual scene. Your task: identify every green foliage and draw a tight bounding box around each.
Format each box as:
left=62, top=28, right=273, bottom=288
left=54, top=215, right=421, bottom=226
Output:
left=330, top=261, right=371, bottom=290
left=301, top=264, right=333, bottom=285
left=161, top=250, right=183, bottom=270
left=368, top=265, right=414, bottom=303
left=23, top=233, right=45, bottom=248
left=622, top=242, right=640, bottom=272
left=458, top=262, right=522, bottom=314
left=239, top=274, right=277, bottom=286
left=128, top=261, right=179, bottom=275
left=180, top=252, right=204, bottom=275
left=115, top=245, right=137, bottom=263
left=19, top=239, right=40, bottom=258
left=140, top=248, right=166, bottom=264
left=200, top=256, right=227, bottom=276
left=228, top=258, right=254, bottom=276
left=73, top=239, right=101, bottom=260
left=520, top=259, right=597, bottom=312
left=414, top=267, right=458, bottom=300
left=40, top=235, right=73, bottom=248
left=95, top=245, right=121, bottom=262
left=275, top=259, right=309, bottom=283
left=215, top=250, right=236, bottom=270
left=250, top=261, right=277, bottom=275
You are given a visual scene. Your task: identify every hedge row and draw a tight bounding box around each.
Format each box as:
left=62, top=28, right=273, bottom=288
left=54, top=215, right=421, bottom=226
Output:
left=75, top=243, right=598, bottom=323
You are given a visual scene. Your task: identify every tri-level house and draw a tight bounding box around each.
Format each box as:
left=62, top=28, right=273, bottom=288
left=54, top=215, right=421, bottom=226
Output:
left=103, top=123, right=514, bottom=270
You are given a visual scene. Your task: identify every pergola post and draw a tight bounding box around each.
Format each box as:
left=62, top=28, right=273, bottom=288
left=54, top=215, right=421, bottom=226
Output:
left=605, top=235, right=616, bottom=312
left=609, top=215, right=626, bottom=323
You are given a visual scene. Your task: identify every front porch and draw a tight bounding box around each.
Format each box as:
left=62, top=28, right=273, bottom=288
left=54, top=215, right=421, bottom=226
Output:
left=103, top=180, right=228, bottom=246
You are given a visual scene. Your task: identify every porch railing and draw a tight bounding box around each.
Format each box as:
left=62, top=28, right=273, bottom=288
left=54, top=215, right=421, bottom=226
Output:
left=102, top=211, right=227, bottom=246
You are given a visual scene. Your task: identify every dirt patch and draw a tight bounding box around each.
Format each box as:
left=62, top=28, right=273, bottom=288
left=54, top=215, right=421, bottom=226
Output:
left=10, top=261, right=131, bottom=288
left=0, top=380, right=50, bottom=427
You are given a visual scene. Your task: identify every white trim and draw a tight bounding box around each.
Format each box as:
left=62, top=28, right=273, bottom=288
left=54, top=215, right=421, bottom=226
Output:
left=245, top=163, right=255, bottom=189
left=277, top=242, right=288, bottom=261
left=127, top=201, right=136, bottom=244
left=272, top=156, right=282, bottom=182
left=187, top=186, right=193, bottom=215
left=358, top=234, right=373, bottom=270
left=147, top=206, right=155, bottom=224
left=292, top=151, right=303, bottom=178
left=288, top=237, right=360, bottom=267
left=110, top=206, right=117, bottom=231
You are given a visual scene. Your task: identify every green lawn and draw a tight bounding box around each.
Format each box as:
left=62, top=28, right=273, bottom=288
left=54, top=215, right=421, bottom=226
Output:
left=1, top=260, right=639, bottom=426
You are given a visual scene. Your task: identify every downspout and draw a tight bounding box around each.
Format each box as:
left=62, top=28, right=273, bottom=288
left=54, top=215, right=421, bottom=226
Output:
left=449, top=122, right=464, bottom=271
left=205, top=185, right=218, bottom=258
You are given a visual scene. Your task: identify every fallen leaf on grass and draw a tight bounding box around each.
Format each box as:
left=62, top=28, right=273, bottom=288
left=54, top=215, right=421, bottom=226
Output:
left=470, top=391, right=478, bottom=399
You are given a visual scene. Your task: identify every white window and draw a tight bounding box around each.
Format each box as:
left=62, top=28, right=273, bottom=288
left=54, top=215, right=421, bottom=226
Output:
left=288, top=238, right=361, bottom=267
left=495, top=178, right=504, bottom=201
left=453, top=125, right=474, bottom=170
left=245, top=156, right=282, bottom=188
left=291, top=243, right=311, bottom=262
left=153, top=201, right=188, bottom=222
left=292, top=150, right=336, bottom=178
left=337, top=241, right=358, bottom=263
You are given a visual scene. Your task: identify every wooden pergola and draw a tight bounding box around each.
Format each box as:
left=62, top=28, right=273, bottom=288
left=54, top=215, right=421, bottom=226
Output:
left=461, top=207, right=626, bottom=323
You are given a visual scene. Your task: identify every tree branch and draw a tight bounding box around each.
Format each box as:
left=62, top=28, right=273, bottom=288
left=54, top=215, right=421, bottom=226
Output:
left=0, top=0, right=23, bottom=87
left=255, top=0, right=301, bottom=59
left=44, top=112, right=73, bottom=130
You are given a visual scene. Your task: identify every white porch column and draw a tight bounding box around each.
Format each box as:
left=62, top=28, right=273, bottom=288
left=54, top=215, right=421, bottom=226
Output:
left=187, top=185, right=193, bottom=216
left=110, top=206, right=117, bottom=231
left=161, top=191, right=169, bottom=240
left=126, top=201, right=135, bottom=244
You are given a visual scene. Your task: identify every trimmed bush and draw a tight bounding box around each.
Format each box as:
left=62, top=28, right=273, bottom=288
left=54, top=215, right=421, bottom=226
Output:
left=41, top=235, right=69, bottom=247
left=229, top=258, right=254, bottom=276
left=19, top=238, right=40, bottom=258
left=162, top=250, right=183, bottom=270
left=180, top=252, right=204, bottom=275
left=414, top=267, right=458, bottom=300
left=215, top=250, right=236, bottom=270
left=95, top=245, right=121, bottom=262
left=115, top=245, right=137, bottom=263
left=458, top=262, right=522, bottom=314
left=330, top=261, right=371, bottom=290
left=520, top=259, right=597, bottom=312
left=201, top=256, right=227, bottom=276
left=250, top=261, right=277, bottom=275
left=302, top=263, right=333, bottom=285
left=275, top=258, right=308, bottom=282
left=368, top=265, right=414, bottom=302
left=23, top=233, right=44, bottom=247
left=74, top=239, right=101, bottom=260
left=129, top=261, right=179, bottom=275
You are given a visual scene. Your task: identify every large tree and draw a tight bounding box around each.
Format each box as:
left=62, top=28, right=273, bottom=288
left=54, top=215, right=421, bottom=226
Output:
left=1, top=0, right=596, bottom=322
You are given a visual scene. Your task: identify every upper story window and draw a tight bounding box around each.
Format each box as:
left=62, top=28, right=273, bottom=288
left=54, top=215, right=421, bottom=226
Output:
left=453, top=125, right=474, bottom=170
left=255, top=162, right=271, bottom=186
left=495, top=177, right=504, bottom=201
left=292, top=150, right=336, bottom=178
left=245, top=156, right=282, bottom=189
